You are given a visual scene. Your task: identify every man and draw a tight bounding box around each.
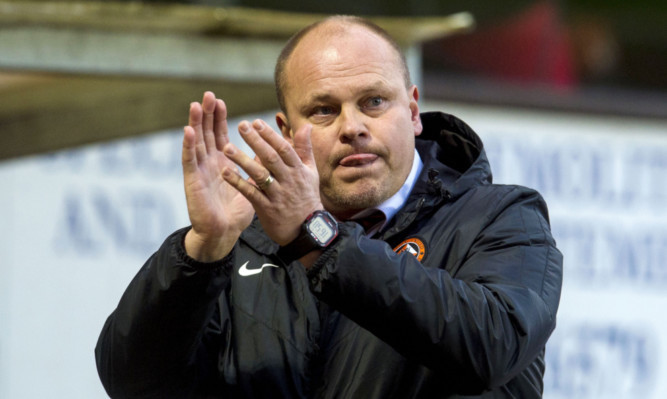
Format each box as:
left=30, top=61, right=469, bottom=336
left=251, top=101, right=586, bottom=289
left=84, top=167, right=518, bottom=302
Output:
left=96, top=15, right=562, bottom=398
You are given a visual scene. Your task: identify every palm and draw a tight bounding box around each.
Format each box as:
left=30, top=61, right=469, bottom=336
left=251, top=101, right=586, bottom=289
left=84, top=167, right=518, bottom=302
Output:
left=185, top=146, right=252, bottom=236
left=182, top=92, right=254, bottom=255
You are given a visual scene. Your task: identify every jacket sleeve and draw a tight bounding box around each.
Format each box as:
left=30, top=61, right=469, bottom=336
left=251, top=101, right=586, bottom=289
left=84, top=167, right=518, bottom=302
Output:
left=307, top=187, right=563, bottom=393
left=95, top=227, right=233, bottom=398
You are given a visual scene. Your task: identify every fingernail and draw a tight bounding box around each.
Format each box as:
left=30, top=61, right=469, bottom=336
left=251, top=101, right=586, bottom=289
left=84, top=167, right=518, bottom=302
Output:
left=224, top=143, right=236, bottom=155
left=239, top=122, right=249, bottom=133
left=253, top=119, right=264, bottom=131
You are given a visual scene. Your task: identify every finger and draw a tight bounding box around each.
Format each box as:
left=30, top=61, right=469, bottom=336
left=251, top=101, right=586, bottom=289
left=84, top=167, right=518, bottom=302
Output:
left=214, top=99, right=229, bottom=151
left=292, top=124, right=316, bottom=168
left=187, top=102, right=207, bottom=162
left=251, top=119, right=302, bottom=168
left=254, top=173, right=275, bottom=192
left=222, top=166, right=269, bottom=206
left=182, top=126, right=199, bottom=174
left=223, top=142, right=275, bottom=191
left=201, top=91, right=217, bottom=153
left=238, top=121, right=289, bottom=179
left=188, top=101, right=203, bottom=136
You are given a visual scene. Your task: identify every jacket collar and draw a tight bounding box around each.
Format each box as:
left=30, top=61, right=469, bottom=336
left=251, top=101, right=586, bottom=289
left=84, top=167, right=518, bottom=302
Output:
left=414, top=111, right=492, bottom=201
left=378, top=112, right=492, bottom=238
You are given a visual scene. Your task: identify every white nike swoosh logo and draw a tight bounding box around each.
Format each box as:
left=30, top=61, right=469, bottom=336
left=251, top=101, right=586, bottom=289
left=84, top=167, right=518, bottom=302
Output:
left=238, top=261, right=279, bottom=277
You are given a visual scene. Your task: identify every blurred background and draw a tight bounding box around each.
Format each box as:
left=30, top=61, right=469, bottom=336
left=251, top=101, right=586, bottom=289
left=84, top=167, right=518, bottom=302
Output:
left=0, top=0, right=665, bottom=398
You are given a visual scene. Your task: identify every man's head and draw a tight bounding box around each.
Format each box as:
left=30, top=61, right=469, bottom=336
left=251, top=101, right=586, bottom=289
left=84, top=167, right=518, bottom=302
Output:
left=275, top=16, right=423, bottom=219
left=275, top=16, right=411, bottom=114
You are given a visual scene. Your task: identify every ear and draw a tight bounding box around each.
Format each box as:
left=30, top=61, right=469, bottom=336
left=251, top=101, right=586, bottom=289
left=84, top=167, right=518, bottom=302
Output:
left=275, top=112, right=294, bottom=144
left=408, top=85, right=423, bottom=137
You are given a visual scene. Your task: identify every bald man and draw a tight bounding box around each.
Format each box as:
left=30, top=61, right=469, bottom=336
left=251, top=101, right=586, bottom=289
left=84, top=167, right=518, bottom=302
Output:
left=96, top=16, right=562, bottom=398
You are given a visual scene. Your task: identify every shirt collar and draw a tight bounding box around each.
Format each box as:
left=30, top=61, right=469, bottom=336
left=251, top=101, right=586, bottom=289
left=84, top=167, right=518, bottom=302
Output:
left=350, top=148, right=423, bottom=232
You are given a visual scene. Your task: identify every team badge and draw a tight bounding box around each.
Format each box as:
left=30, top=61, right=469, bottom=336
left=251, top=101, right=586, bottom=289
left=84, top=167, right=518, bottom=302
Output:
left=393, top=237, right=426, bottom=262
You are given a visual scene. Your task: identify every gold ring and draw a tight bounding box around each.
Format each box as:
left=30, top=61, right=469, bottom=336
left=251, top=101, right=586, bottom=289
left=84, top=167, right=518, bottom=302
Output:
left=257, top=174, right=274, bottom=190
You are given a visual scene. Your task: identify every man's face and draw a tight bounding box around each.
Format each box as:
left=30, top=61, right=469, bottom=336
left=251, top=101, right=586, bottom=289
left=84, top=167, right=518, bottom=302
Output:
left=277, top=24, right=423, bottom=219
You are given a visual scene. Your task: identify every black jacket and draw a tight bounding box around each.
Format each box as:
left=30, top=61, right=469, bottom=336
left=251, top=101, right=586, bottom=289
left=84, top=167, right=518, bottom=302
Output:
left=96, top=112, right=563, bottom=398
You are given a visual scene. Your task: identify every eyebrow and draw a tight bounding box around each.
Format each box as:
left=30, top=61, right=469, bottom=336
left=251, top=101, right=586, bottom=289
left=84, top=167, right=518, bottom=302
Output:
left=298, top=81, right=391, bottom=113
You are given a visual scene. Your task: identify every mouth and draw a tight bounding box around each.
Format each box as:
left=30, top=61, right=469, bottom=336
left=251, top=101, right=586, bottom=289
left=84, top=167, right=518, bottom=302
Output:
left=338, top=153, right=379, bottom=167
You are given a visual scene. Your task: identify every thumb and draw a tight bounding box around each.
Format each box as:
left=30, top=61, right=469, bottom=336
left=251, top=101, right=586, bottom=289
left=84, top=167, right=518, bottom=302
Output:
left=292, top=124, right=316, bottom=167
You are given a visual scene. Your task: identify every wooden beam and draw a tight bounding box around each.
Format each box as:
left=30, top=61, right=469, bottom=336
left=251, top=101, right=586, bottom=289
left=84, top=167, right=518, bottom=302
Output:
left=0, top=1, right=473, bottom=80
left=0, top=1, right=473, bottom=43
left=0, top=1, right=474, bottom=160
left=0, top=73, right=277, bottom=160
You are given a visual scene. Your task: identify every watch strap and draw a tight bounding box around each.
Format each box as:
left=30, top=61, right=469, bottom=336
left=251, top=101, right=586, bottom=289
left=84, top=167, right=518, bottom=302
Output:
left=277, top=225, right=317, bottom=264
left=277, top=210, right=338, bottom=264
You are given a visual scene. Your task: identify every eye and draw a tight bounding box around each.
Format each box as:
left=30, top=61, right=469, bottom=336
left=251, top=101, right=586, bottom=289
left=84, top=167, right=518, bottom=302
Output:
left=312, top=105, right=336, bottom=116
left=364, top=96, right=384, bottom=109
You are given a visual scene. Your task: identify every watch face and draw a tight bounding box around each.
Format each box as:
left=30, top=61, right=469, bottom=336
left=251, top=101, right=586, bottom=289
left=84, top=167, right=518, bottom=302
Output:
left=308, top=215, right=337, bottom=245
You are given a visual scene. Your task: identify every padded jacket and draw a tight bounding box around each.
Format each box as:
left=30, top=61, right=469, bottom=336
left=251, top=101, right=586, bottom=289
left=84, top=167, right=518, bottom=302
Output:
left=96, top=112, right=563, bottom=398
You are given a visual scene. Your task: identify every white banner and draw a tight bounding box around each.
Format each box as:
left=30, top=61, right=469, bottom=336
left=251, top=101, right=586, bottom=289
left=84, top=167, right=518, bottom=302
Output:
left=434, top=102, right=667, bottom=398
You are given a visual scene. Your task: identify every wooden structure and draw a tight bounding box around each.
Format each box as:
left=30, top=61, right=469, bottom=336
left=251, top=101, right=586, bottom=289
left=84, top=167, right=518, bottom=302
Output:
left=0, top=1, right=473, bottom=160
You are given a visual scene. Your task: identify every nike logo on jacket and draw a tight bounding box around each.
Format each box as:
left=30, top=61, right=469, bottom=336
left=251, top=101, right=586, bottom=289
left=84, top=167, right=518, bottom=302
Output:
left=238, top=261, right=279, bottom=276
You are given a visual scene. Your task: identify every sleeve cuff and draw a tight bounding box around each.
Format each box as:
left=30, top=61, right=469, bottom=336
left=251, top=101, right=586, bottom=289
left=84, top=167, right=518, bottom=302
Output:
left=306, top=221, right=362, bottom=291
left=171, top=227, right=235, bottom=271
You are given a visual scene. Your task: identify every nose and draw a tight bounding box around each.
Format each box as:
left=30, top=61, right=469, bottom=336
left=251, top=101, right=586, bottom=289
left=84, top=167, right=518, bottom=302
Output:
left=338, top=105, right=369, bottom=143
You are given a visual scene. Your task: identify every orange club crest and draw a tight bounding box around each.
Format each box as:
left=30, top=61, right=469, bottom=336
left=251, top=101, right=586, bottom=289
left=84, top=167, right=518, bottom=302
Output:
left=393, top=237, right=426, bottom=262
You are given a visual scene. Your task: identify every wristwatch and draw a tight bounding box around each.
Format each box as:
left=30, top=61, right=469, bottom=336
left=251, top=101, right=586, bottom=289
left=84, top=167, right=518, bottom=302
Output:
left=277, top=210, right=339, bottom=263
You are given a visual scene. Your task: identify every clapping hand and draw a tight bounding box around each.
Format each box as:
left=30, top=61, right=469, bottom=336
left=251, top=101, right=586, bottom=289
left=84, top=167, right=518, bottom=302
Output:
left=182, top=92, right=254, bottom=262
left=220, top=115, right=324, bottom=247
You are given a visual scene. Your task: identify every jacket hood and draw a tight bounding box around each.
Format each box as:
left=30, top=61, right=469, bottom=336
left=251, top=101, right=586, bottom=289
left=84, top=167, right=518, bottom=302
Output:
left=380, top=112, right=493, bottom=238
left=415, top=111, right=493, bottom=201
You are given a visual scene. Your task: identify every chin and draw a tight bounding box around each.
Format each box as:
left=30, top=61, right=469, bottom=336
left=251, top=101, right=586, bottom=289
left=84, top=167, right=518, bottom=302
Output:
left=322, top=182, right=387, bottom=214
